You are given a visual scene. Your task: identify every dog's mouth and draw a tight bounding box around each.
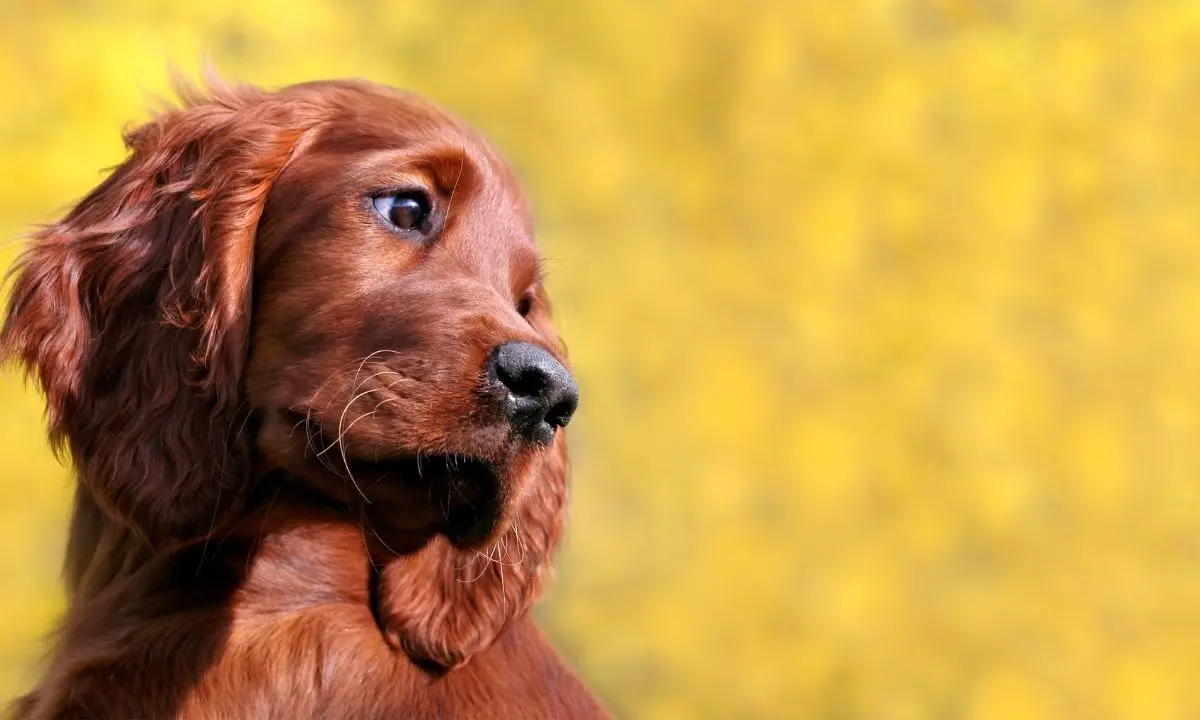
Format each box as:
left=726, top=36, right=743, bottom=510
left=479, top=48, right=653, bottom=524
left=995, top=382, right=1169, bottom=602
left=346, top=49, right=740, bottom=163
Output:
left=280, top=412, right=516, bottom=548
left=363, top=453, right=506, bottom=548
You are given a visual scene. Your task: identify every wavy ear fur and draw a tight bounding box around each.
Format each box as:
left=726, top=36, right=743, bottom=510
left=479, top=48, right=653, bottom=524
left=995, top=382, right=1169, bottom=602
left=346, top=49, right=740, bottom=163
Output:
left=0, top=79, right=309, bottom=550
left=377, top=433, right=570, bottom=669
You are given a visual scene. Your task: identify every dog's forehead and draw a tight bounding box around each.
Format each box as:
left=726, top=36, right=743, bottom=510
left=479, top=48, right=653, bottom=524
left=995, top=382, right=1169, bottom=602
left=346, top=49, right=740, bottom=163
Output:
left=302, top=96, right=527, bottom=206
left=295, top=85, right=487, bottom=161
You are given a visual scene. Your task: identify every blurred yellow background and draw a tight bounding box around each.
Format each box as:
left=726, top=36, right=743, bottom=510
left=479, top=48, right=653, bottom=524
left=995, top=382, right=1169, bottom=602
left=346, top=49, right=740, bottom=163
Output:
left=3, top=0, right=1200, bottom=717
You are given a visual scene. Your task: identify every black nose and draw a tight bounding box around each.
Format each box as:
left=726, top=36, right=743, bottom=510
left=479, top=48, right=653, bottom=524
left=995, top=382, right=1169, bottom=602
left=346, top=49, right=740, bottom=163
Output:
left=489, top=341, right=579, bottom=444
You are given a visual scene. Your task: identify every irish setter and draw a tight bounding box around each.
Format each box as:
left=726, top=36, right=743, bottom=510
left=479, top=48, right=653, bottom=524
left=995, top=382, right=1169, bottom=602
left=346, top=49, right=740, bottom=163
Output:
left=2, top=77, right=608, bottom=719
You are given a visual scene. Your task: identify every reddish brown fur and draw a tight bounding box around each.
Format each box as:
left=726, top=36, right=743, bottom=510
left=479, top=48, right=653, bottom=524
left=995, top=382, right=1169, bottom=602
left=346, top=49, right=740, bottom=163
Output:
left=2, top=77, right=607, bottom=719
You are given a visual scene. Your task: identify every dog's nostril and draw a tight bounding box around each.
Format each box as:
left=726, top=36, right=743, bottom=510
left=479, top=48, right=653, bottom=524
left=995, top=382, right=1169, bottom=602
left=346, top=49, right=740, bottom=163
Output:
left=490, top=341, right=579, bottom=442
left=545, top=396, right=577, bottom=430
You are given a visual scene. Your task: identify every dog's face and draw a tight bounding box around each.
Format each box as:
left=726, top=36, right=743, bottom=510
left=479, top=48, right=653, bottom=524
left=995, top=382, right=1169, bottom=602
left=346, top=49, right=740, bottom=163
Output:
left=245, top=87, right=576, bottom=549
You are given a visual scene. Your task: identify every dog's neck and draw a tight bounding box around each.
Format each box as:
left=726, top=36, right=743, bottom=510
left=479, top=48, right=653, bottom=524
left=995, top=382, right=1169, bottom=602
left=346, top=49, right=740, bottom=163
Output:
left=63, top=474, right=418, bottom=601
left=61, top=469, right=550, bottom=672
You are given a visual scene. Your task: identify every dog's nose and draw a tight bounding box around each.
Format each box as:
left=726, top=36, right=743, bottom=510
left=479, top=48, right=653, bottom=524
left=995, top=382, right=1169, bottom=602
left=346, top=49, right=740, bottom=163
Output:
left=490, top=341, right=578, bottom=444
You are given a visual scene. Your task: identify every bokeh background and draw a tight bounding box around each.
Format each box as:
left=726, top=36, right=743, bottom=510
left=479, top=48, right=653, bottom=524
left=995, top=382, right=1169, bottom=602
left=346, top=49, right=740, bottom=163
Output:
left=3, top=0, right=1200, bottom=717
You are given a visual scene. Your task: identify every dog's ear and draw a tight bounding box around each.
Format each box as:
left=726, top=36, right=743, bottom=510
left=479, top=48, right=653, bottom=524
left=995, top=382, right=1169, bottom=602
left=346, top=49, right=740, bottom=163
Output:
left=1, top=79, right=310, bottom=549
left=377, top=433, right=569, bottom=669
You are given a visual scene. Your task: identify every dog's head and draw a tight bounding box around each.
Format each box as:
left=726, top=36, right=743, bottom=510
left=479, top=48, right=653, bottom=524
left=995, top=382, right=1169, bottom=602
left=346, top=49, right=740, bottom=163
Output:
left=1, top=77, right=576, bottom=668
left=249, top=81, right=576, bottom=550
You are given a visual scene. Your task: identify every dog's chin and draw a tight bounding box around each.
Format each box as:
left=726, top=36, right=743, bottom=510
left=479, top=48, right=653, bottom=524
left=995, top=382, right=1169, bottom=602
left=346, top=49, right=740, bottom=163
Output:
left=384, top=453, right=508, bottom=549
left=331, top=449, right=514, bottom=550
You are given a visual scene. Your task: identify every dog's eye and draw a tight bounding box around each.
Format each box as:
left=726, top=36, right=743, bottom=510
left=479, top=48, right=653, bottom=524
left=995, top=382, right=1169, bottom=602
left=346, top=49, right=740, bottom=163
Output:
left=373, top=193, right=429, bottom=231
left=516, top=295, right=533, bottom=318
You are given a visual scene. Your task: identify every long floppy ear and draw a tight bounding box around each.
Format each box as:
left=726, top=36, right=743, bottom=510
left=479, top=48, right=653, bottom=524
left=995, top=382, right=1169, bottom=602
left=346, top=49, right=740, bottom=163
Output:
left=377, top=432, right=570, bottom=669
left=0, top=79, right=308, bottom=549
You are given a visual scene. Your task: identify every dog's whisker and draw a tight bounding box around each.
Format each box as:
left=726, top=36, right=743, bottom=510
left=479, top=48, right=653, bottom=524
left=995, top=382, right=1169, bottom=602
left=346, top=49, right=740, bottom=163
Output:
left=330, top=398, right=401, bottom=455
left=359, top=509, right=400, bottom=561
left=315, top=370, right=407, bottom=457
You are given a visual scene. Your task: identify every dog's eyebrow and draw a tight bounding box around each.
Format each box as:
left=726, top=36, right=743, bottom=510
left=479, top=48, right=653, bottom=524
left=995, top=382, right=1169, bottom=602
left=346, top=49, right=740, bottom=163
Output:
left=410, top=147, right=470, bottom=197
left=510, top=247, right=543, bottom=292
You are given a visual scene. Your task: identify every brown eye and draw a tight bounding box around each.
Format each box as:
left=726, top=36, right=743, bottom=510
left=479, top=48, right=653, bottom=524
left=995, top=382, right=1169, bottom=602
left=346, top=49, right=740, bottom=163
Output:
left=373, top=193, right=429, bottom=230
left=516, top=294, right=533, bottom=317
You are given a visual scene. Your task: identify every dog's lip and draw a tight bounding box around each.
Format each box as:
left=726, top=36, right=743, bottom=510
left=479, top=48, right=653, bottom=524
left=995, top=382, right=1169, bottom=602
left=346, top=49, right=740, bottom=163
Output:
left=362, top=452, right=499, bottom=484
left=288, top=411, right=500, bottom=475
